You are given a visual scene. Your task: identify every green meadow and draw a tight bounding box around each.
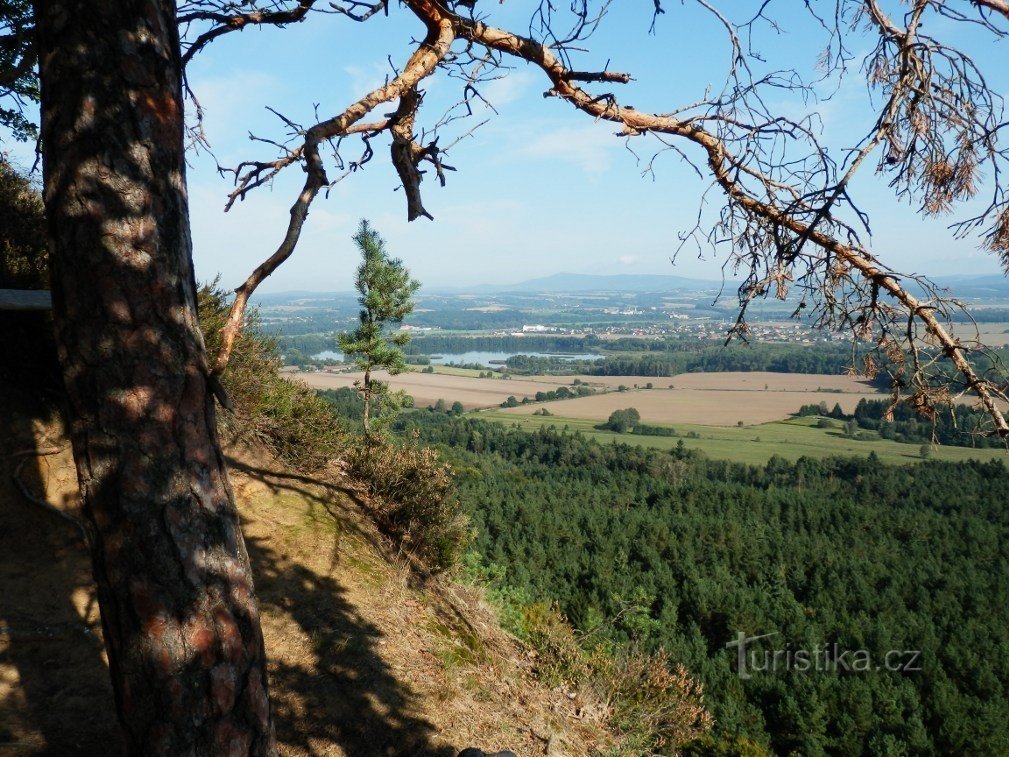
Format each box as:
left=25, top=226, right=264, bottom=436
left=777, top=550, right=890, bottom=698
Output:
left=474, top=410, right=1008, bottom=466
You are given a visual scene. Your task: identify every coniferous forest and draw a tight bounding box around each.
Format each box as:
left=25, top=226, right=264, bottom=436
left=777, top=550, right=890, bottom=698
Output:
left=395, top=411, right=1009, bottom=755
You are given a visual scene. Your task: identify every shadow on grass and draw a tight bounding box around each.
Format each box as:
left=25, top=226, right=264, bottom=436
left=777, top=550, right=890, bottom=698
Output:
left=227, top=456, right=463, bottom=756
left=246, top=532, right=456, bottom=757
left=0, top=421, right=458, bottom=755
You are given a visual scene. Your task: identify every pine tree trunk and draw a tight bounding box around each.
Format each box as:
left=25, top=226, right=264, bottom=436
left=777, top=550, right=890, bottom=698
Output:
left=363, top=367, right=372, bottom=435
left=34, top=1, right=276, bottom=753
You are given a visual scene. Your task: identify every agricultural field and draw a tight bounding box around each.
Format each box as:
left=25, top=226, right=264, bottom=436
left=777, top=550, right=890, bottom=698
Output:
left=477, top=411, right=1009, bottom=466
left=667, top=371, right=875, bottom=393
left=954, top=322, right=1009, bottom=347
left=294, top=368, right=882, bottom=416
left=498, top=384, right=883, bottom=426
left=292, top=369, right=569, bottom=410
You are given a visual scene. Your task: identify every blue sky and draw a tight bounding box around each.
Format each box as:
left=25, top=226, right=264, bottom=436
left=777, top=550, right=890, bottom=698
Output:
left=5, top=2, right=1008, bottom=292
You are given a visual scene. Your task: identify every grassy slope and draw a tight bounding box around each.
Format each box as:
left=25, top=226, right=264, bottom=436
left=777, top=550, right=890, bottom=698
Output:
left=0, top=402, right=611, bottom=755
left=475, top=410, right=1008, bottom=466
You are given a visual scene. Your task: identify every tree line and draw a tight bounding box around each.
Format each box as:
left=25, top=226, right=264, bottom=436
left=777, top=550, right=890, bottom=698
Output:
left=797, top=398, right=1007, bottom=449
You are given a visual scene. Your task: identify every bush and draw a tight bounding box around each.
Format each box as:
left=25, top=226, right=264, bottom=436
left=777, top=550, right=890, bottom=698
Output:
left=519, top=602, right=712, bottom=754
left=602, top=408, right=641, bottom=433
left=345, top=438, right=470, bottom=571
left=633, top=423, right=676, bottom=437
left=199, top=283, right=346, bottom=472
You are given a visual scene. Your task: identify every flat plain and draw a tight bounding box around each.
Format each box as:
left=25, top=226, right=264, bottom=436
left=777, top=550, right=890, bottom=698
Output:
left=293, top=368, right=885, bottom=421
left=289, top=368, right=1008, bottom=465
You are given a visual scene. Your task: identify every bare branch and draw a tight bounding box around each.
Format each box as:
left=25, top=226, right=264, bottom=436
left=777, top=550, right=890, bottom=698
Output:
left=210, top=0, right=455, bottom=376
left=180, top=1, right=320, bottom=67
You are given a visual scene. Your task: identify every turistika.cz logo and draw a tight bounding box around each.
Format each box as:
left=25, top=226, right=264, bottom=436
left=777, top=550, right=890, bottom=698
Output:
left=725, top=632, right=922, bottom=679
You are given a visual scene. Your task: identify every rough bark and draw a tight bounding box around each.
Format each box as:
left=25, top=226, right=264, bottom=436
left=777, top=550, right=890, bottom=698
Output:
left=33, top=1, right=276, bottom=753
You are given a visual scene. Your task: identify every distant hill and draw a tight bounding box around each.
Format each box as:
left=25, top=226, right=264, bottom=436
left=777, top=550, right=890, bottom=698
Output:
left=469, top=272, right=727, bottom=293
left=927, top=274, right=1009, bottom=299
left=253, top=272, right=1009, bottom=300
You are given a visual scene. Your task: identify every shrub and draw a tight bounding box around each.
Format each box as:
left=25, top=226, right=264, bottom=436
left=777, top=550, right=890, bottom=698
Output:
left=345, top=437, right=470, bottom=571
left=603, top=408, right=641, bottom=433
left=598, top=647, right=714, bottom=754
left=0, top=159, right=61, bottom=397
left=199, top=283, right=346, bottom=472
left=519, top=602, right=712, bottom=754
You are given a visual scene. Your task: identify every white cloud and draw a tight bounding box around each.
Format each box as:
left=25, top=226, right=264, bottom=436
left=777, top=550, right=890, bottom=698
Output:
left=186, top=70, right=282, bottom=148
left=480, top=70, right=538, bottom=110
left=513, top=123, right=621, bottom=174
left=619, top=255, right=640, bottom=265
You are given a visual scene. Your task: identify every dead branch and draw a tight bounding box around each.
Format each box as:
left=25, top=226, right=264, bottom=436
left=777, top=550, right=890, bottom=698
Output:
left=180, top=1, right=320, bottom=67
left=389, top=87, right=433, bottom=221
left=210, top=0, right=455, bottom=376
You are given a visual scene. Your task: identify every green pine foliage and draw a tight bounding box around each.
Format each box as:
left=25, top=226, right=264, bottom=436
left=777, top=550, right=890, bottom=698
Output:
left=338, top=220, right=420, bottom=434
left=397, top=412, right=1009, bottom=754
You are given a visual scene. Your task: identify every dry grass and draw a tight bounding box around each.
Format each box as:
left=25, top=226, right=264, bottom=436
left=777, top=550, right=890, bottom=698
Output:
left=499, top=384, right=883, bottom=426
left=0, top=408, right=613, bottom=756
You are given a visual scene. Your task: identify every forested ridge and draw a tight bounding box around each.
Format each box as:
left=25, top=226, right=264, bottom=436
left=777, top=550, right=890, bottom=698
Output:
left=395, top=412, right=1009, bottom=755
